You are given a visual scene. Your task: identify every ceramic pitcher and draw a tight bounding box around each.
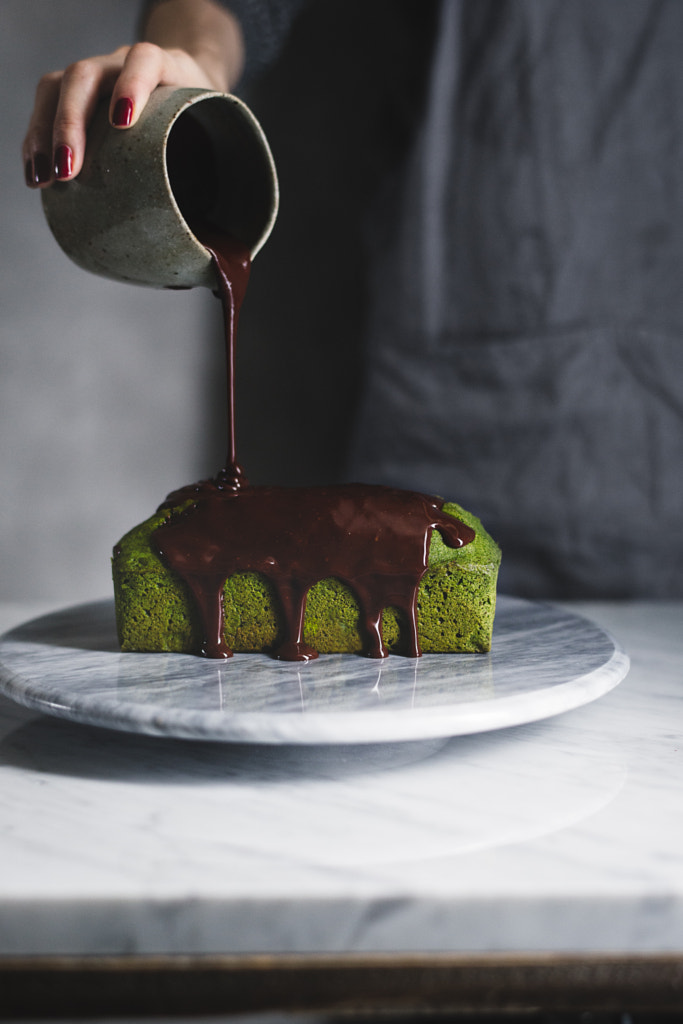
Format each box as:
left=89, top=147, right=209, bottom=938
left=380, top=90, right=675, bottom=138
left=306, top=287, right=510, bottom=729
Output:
left=41, top=86, right=279, bottom=289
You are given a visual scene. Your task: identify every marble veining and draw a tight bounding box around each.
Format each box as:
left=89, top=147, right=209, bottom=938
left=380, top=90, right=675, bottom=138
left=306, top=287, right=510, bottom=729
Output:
left=0, top=600, right=682, bottom=957
left=0, top=596, right=628, bottom=743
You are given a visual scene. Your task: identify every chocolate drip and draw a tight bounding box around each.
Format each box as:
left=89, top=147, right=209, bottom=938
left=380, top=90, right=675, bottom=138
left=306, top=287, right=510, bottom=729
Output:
left=191, top=222, right=251, bottom=491
left=151, top=225, right=475, bottom=660
left=155, top=481, right=474, bottom=660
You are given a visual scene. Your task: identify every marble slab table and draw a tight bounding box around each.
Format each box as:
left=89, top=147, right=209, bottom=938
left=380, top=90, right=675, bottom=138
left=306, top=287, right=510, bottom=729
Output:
left=0, top=598, right=682, bottom=1017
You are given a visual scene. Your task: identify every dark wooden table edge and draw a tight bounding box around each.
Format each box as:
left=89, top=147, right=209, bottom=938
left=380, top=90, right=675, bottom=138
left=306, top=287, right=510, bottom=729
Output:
left=2, top=951, right=683, bottom=1017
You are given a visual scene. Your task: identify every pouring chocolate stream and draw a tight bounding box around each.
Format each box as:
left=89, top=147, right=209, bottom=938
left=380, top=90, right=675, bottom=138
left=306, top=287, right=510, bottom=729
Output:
left=151, top=223, right=475, bottom=661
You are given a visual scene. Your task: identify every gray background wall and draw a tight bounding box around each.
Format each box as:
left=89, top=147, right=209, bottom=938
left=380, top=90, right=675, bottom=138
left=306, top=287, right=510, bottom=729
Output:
left=2, top=1, right=223, bottom=603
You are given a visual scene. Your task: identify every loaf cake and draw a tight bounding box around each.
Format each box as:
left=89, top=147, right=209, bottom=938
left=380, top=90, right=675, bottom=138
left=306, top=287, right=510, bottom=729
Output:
left=112, top=486, right=501, bottom=659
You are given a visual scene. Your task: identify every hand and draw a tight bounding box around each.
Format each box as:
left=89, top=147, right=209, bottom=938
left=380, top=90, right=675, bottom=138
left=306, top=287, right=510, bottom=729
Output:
left=22, top=0, right=244, bottom=189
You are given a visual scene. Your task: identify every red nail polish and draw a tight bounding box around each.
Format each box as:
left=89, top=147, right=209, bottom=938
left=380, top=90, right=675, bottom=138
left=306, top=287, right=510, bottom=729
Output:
left=34, top=152, right=52, bottom=184
left=25, top=153, right=52, bottom=187
left=112, top=97, right=134, bottom=128
left=54, top=144, right=73, bottom=180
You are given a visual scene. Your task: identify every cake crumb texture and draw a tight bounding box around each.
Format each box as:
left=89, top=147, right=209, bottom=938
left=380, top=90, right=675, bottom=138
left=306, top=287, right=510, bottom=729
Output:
left=112, top=500, right=501, bottom=655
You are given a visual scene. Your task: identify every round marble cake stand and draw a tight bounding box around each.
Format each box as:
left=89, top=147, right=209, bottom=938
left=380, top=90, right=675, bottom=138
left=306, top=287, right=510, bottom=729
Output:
left=0, top=596, right=628, bottom=745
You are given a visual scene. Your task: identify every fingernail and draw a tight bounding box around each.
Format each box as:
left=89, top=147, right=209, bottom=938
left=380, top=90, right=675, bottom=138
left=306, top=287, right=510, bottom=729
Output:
left=112, top=97, right=134, bottom=128
left=54, top=144, right=73, bottom=180
left=34, top=152, right=52, bottom=183
left=25, top=152, right=52, bottom=187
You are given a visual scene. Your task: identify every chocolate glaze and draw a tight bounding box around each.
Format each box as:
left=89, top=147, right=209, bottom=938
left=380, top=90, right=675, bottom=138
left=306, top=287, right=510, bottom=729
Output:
left=155, top=480, right=474, bottom=660
left=151, top=225, right=475, bottom=660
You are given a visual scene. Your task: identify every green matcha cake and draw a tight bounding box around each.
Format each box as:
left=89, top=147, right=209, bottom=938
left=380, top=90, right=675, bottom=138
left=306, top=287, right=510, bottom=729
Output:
left=112, top=497, right=501, bottom=657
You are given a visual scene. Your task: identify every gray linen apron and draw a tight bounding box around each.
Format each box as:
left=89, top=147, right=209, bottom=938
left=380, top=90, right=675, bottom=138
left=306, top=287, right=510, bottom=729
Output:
left=348, top=0, right=683, bottom=597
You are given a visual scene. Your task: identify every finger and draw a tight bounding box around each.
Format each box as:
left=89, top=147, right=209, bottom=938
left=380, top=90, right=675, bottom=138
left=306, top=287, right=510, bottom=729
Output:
left=51, top=52, right=128, bottom=182
left=108, top=43, right=218, bottom=128
left=23, top=71, right=62, bottom=188
left=108, top=42, right=167, bottom=128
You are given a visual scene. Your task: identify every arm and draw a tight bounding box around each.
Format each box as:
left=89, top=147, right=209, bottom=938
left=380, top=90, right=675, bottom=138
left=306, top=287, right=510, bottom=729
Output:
left=22, top=0, right=244, bottom=189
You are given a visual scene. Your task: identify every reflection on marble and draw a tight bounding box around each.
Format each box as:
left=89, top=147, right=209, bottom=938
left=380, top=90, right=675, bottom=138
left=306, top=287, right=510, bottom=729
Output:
left=0, top=596, right=628, bottom=743
left=0, top=711, right=625, bottom=871
left=0, top=683, right=627, bottom=954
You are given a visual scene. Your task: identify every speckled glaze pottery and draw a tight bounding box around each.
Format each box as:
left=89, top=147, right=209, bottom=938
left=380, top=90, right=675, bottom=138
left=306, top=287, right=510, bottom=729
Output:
left=41, top=87, right=279, bottom=289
